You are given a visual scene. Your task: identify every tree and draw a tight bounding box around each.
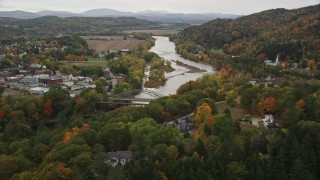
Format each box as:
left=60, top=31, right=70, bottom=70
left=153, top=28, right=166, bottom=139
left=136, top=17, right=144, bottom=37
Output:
left=97, top=122, right=131, bottom=151
left=240, top=86, right=260, bottom=111
left=0, top=155, right=18, bottom=180
left=219, top=67, right=230, bottom=79
left=295, top=99, right=305, bottom=112
left=43, top=99, right=53, bottom=118
left=43, top=86, right=71, bottom=116
left=0, top=109, right=5, bottom=120
left=261, top=96, right=276, bottom=113
left=194, top=103, right=212, bottom=128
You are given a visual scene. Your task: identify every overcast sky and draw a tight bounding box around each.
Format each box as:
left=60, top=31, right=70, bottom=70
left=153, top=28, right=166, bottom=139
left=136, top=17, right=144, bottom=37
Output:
left=0, top=0, right=318, bottom=14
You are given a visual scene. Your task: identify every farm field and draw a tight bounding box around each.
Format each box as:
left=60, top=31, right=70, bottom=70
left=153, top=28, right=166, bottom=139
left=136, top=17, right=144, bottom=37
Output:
left=123, top=29, right=180, bottom=36
left=81, top=36, right=143, bottom=53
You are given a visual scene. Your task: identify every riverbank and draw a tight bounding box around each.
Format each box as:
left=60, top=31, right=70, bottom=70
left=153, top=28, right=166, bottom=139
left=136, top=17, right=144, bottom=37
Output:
left=147, top=36, right=215, bottom=95
left=174, top=60, right=207, bottom=73
left=144, top=79, right=167, bottom=88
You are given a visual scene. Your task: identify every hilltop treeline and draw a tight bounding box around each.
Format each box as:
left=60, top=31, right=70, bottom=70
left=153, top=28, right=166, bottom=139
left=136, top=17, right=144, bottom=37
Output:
left=0, top=16, right=158, bottom=37
left=172, top=4, right=320, bottom=61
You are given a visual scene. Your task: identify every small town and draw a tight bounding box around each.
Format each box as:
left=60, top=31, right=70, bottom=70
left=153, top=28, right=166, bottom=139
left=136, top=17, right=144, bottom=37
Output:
left=0, top=1, right=319, bottom=180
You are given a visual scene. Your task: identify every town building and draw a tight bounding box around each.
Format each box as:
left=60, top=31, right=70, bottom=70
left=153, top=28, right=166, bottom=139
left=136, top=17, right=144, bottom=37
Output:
left=38, top=76, right=63, bottom=86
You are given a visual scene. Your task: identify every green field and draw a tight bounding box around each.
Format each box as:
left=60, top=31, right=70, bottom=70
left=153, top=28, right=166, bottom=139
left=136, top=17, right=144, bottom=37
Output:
left=87, top=57, right=107, bottom=61
left=216, top=101, right=250, bottom=121
left=61, top=61, right=109, bottom=69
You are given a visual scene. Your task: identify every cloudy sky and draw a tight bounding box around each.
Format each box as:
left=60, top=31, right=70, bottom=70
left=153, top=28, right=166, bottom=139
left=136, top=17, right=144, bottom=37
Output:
left=0, top=0, right=318, bottom=14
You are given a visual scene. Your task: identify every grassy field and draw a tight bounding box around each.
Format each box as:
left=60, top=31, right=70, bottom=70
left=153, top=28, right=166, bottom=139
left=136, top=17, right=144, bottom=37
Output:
left=216, top=101, right=263, bottom=128
left=216, top=101, right=251, bottom=121
left=61, top=61, right=109, bottom=69
left=123, top=29, right=180, bottom=36
left=87, top=57, right=106, bottom=61
left=81, top=36, right=143, bottom=53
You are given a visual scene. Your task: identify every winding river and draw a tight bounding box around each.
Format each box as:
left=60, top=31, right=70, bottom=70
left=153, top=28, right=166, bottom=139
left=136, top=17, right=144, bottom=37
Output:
left=146, top=36, right=216, bottom=95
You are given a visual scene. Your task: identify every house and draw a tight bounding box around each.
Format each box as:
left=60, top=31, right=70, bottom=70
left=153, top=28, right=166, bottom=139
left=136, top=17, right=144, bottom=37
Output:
left=5, top=76, right=22, bottom=82
left=0, top=76, right=5, bottom=83
left=21, top=76, right=38, bottom=85
left=262, top=114, right=278, bottom=128
left=120, top=49, right=130, bottom=54
left=29, top=63, right=42, bottom=70
left=105, top=151, right=132, bottom=167
left=0, top=70, right=13, bottom=77
left=178, top=117, right=193, bottom=131
left=38, top=76, right=63, bottom=86
left=29, top=87, right=49, bottom=95
left=164, top=121, right=178, bottom=128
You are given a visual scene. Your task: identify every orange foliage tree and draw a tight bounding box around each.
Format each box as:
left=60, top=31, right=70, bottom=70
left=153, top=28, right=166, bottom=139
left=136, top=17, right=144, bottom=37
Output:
left=257, top=53, right=268, bottom=62
left=307, top=60, right=316, bottom=70
left=261, top=96, right=276, bottom=113
left=283, top=60, right=289, bottom=69
left=56, top=163, right=72, bottom=180
left=295, top=99, right=305, bottom=112
left=0, top=109, right=5, bottom=120
left=194, top=103, right=212, bottom=128
left=43, top=99, right=53, bottom=118
left=219, top=67, right=230, bottom=79
left=63, top=124, right=90, bottom=143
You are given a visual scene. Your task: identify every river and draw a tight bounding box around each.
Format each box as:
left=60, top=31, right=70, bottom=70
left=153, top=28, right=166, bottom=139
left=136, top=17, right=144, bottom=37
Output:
left=145, top=36, right=216, bottom=96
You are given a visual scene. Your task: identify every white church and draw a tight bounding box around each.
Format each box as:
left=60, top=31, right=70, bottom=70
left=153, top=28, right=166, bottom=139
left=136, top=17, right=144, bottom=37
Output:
left=264, top=55, right=281, bottom=66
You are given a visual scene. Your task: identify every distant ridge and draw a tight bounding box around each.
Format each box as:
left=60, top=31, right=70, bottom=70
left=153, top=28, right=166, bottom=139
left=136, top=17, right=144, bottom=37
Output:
left=0, top=8, right=240, bottom=23
left=0, top=10, right=40, bottom=19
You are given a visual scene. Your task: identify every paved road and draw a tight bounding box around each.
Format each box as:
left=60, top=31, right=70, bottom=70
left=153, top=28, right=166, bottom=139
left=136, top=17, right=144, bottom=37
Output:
left=251, top=117, right=261, bottom=127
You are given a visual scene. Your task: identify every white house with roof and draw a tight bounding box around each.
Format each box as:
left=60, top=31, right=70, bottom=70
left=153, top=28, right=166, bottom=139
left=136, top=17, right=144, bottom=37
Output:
left=105, top=151, right=132, bottom=167
left=263, top=114, right=273, bottom=127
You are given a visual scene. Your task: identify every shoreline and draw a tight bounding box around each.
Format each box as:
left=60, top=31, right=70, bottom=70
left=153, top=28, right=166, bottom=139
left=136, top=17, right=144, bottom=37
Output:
left=173, top=60, right=207, bottom=73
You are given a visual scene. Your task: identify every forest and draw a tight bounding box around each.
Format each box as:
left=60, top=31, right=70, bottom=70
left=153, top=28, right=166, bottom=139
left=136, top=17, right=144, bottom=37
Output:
left=171, top=4, right=320, bottom=62
left=0, top=16, right=159, bottom=37
left=0, top=69, right=320, bottom=179
left=0, top=3, right=320, bottom=180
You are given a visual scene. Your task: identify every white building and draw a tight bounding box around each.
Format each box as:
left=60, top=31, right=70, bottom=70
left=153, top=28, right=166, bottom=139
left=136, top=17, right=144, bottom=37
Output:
left=263, top=114, right=274, bottom=127
left=264, top=55, right=281, bottom=66
left=29, top=87, right=49, bottom=95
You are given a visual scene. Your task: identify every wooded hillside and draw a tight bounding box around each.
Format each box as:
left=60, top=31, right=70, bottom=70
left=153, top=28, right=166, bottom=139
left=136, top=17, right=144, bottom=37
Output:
left=173, top=4, right=320, bottom=61
left=0, top=16, right=158, bottom=37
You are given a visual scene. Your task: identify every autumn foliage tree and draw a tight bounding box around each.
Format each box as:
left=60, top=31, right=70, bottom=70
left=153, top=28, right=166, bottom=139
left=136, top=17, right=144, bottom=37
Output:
left=219, top=67, right=230, bottom=79
left=194, top=103, right=212, bottom=128
left=56, top=163, right=72, bottom=180
left=283, top=60, right=289, bottom=69
left=63, top=124, right=90, bottom=143
left=257, top=53, right=268, bottom=62
left=0, top=109, right=5, bottom=120
left=295, top=99, right=305, bottom=112
left=43, top=99, right=53, bottom=118
left=261, top=96, right=276, bottom=113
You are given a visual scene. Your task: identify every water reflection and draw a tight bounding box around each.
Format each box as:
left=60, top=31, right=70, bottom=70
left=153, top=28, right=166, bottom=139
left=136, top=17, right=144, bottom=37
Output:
left=146, top=36, right=216, bottom=96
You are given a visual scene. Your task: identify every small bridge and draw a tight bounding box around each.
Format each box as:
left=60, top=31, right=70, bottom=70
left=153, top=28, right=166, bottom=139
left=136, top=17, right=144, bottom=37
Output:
left=96, top=89, right=164, bottom=110
left=109, top=89, right=164, bottom=102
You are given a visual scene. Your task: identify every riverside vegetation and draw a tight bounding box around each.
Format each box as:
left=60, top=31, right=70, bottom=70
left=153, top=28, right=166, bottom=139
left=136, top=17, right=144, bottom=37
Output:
left=0, top=4, right=320, bottom=180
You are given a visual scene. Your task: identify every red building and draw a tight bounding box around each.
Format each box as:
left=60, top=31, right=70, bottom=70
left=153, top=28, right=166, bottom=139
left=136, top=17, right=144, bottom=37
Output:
left=39, top=77, right=63, bottom=86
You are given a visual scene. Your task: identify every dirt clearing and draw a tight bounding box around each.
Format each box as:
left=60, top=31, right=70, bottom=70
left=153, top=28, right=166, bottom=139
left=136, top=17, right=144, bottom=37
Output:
left=81, top=36, right=143, bottom=53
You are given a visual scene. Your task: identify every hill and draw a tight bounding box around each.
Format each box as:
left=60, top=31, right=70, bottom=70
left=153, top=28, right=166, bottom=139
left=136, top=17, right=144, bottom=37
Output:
left=173, top=4, right=320, bottom=61
left=0, top=16, right=158, bottom=37
left=0, top=8, right=240, bottom=24
left=0, top=10, right=40, bottom=19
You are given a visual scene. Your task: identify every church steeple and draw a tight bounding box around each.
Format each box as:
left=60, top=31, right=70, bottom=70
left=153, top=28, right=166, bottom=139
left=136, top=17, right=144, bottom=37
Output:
left=275, top=54, right=279, bottom=64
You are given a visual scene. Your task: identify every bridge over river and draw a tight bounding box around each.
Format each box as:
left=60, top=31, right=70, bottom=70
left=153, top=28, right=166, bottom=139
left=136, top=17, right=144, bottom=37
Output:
left=96, top=89, right=164, bottom=110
